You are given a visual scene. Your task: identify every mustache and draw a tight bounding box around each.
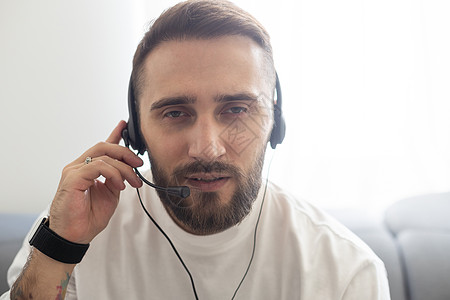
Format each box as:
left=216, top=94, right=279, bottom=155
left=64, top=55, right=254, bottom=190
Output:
left=172, top=160, right=245, bottom=179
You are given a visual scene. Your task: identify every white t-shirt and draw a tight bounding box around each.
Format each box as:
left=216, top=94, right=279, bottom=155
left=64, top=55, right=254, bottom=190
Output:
left=3, top=178, right=390, bottom=299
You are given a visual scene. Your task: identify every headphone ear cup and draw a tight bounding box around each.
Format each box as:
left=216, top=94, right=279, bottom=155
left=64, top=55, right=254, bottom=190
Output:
left=122, top=122, right=146, bottom=154
left=269, top=73, right=286, bottom=149
left=270, top=106, right=286, bottom=149
left=126, top=77, right=146, bottom=154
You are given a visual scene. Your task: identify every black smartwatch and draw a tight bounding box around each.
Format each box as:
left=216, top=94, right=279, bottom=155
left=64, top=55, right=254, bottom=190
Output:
left=29, top=217, right=90, bottom=264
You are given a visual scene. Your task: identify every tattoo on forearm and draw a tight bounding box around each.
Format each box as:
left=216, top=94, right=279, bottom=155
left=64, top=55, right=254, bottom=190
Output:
left=10, top=249, right=72, bottom=300
left=55, top=272, right=71, bottom=300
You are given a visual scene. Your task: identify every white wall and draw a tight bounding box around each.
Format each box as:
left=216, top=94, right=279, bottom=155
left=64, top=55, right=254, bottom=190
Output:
left=0, top=1, right=145, bottom=213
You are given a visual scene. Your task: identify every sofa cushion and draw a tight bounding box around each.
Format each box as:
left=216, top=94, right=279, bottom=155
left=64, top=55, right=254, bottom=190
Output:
left=398, top=231, right=450, bottom=300
left=385, top=192, right=450, bottom=235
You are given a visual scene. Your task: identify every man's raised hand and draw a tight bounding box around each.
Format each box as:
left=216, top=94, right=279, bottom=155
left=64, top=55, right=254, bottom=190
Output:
left=48, top=120, right=143, bottom=244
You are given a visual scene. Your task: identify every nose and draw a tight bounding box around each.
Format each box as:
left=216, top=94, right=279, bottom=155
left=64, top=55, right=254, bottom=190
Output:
left=187, top=116, right=226, bottom=162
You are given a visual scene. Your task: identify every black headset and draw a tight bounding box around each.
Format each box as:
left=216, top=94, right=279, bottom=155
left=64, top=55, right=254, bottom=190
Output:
left=122, top=73, right=286, bottom=154
left=121, top=72, right=286, bottom=300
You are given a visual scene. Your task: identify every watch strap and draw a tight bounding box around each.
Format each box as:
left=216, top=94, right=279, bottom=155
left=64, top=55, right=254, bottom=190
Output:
left=29, top=217, right=89, bottom=264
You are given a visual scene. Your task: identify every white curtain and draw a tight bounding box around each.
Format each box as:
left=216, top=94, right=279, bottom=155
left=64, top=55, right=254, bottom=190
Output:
left=135, top=0, right=450, bottom=210
left=235, top=0, right=450, bottom=210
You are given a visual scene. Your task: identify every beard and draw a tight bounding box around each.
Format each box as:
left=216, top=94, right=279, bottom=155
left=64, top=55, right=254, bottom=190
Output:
left=148, top=150, right=265, bottom=235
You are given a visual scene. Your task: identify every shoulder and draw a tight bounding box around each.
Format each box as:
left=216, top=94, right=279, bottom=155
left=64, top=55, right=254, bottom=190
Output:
left=264, top=181, right=383, bottom=267
left=256, top=182, right=389, bottom=297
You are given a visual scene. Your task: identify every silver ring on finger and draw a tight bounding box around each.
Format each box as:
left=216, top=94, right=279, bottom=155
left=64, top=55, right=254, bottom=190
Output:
left=84, top=156, right=93, bottom=165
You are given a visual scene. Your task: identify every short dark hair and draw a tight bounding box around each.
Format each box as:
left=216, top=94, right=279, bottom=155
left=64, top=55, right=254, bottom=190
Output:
left=131, top=0, right=276, bottom=101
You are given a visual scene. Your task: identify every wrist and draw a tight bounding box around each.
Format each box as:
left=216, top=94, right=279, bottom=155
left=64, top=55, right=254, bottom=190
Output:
left=29, top=217, right=90, bottom=264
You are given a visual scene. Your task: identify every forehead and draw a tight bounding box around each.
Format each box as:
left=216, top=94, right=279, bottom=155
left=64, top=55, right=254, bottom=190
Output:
left=140, top=36, right=271, bottom=101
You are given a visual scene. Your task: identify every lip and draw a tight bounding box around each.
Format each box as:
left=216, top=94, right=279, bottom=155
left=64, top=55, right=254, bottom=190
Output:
left=185, top=174, right=230, bottom=192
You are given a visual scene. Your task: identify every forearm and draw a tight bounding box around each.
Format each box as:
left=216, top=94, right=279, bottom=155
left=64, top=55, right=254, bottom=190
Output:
left=10, top=248, right=75, bottom=300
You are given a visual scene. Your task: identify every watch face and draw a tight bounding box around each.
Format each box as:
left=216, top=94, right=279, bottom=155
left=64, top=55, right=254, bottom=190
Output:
left=28, top=217, right=48, bottom=244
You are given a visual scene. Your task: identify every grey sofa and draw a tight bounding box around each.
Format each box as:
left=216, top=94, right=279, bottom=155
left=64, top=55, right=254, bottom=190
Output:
left=329, top=192, right=450, bottom=300
left=1, top=193, right=449, bottom=299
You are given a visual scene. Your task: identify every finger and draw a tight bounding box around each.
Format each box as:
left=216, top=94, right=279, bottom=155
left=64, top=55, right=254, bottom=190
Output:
left=104, top=177, right=121, bottom=198
left=106, top=120, right=128, bottom=144
left=87, top=155, right=142, bottom=188
left=67, top=160, right=127, bottom=192
left=72, top=142, right=143, bottom=169
left=67, top=155, right=142, bottom=188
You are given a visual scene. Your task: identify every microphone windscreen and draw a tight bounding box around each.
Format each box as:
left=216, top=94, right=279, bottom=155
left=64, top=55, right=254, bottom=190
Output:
left=166, top=186, right=190, bottom=198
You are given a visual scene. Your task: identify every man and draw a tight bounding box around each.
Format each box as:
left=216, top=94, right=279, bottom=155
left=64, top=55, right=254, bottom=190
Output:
left=3, top=0, right=390, bottom=299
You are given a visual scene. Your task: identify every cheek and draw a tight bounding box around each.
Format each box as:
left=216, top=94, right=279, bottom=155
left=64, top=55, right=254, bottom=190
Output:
left=251, top=112, right=274, bottom=146
left=141, top=124, right=187, bottom=170
left=229, top=125, right=269, bottom=165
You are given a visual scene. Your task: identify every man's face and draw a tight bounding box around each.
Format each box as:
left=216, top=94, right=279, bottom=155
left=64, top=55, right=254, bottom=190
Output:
left=138, top=36, right=274, bottom=235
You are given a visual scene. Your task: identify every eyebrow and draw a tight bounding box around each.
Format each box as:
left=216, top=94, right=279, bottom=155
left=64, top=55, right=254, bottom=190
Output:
left=149, top=92, right=259, bottom=111
left=215, top=92, right=259, bottom=103
left=150, top=96, right=196, bottom=111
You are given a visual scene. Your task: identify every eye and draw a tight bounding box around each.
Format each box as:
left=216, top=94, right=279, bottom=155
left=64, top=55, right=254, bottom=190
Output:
left=164, top=110, right=188, bottom=118
left=223, top=106, right=248, bottom=115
